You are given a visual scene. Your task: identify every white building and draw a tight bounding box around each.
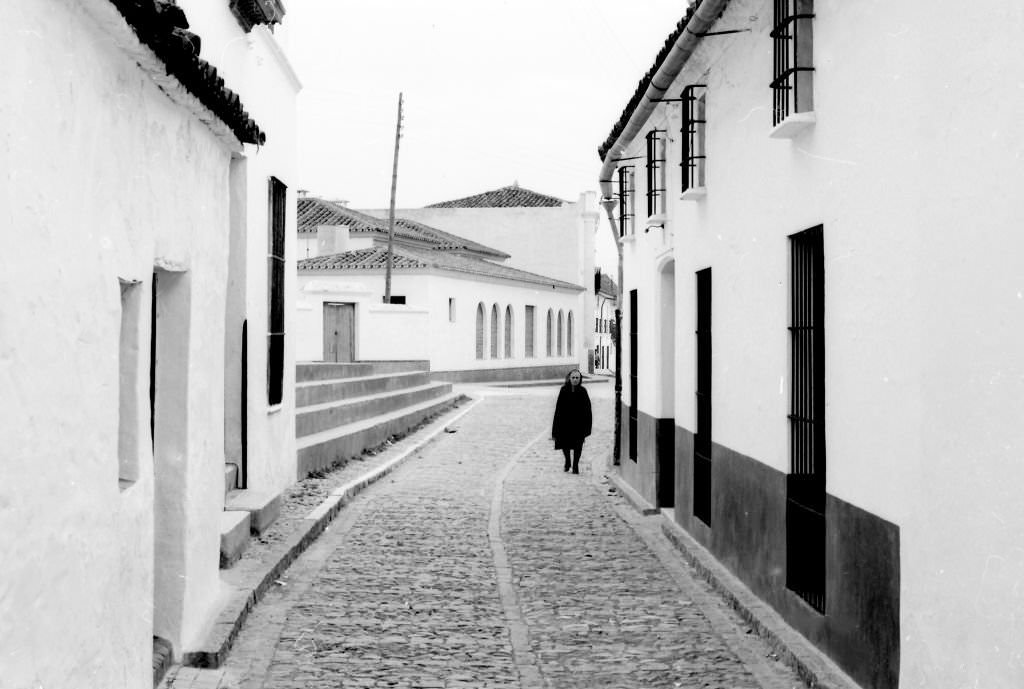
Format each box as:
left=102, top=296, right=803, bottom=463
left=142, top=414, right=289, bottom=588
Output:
left=594, top=270, right=617, bottom=373
left=1, top=0, right=297, bottom=685
left=362, top=184, right=600, bottom=371
left=598, top=2, right=1024, bottom=688
left=296, top=197, right=585, bottom=380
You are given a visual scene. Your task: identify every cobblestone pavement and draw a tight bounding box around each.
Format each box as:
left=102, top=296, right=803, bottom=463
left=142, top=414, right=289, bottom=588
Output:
left=169, top=385, right=805, bottom=689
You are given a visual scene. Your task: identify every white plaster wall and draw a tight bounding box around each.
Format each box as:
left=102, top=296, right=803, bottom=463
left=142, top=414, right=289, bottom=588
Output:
left=617, top=0, right=1024, bottom=685
left=1, top=0, right=237, bottom=683
left=296, top=270, right=583, bottom=372
left=178, top=0, right=301, bottom=496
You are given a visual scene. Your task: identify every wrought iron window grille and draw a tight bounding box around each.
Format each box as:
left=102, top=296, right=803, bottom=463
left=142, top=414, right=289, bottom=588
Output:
left=616, top=166, right=635, bottom=238
left=681, top=85, right=707, bottom=194
left=645, top=130, right=666, bottom=217
left=770, top=0, right=815, bottom=126
left=786, top=225, right=825, bottom=613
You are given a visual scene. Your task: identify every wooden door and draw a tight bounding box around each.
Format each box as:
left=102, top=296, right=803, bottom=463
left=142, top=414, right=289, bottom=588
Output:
left=323, top=303, right=355, bottom=362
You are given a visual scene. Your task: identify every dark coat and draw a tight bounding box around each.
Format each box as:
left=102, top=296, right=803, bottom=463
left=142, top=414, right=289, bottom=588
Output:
left=552, top=384, right=592, bottom=450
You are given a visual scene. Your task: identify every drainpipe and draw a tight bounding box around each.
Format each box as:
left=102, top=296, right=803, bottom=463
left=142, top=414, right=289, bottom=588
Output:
left=597, top=0, right=730, bottom=468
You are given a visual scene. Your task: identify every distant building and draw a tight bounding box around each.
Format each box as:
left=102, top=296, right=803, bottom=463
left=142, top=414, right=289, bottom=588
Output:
left=2, top=0, right=297, bottom=685
left=361, top=184, right=599, bottom=372
left=297, top=197, right=584, bottom=381
left=594, top=270, right=617, bottom=372
left=598, top=2, right=1024, bottom=688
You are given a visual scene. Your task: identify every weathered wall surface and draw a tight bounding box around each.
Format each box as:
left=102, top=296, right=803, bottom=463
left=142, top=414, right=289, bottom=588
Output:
left=1, top=0, right=239, bottom=685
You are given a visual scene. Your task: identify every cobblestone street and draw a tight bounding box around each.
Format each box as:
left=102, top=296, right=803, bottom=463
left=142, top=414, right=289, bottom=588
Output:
left=169, top=385, right=805, bottom=689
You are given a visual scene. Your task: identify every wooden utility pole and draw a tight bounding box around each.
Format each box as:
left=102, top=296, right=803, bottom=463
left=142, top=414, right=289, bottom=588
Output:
left=384, top=92, right=403, bottom=303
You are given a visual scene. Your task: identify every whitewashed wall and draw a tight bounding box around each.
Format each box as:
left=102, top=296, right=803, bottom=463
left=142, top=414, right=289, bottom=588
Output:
left=1, top=0, right=241, bottom=684
left=296, top=269, right=583, bottom=373
left=618, top=0, right=1024, bottom=685
left=178, top=0, right=302, bottom=497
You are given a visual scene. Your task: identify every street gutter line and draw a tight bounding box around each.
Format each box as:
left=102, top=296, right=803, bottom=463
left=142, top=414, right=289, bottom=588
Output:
left=488, top=428, right=550, bottom=689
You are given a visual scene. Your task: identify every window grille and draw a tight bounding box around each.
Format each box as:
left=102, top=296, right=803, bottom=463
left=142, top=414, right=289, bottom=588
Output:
left=267, top=177, right=287, bottom=406
left=525, top=305, right=535, bottom=358
left=476, top=303, right=485, bottom=359
left=787, top=225, right=825, bottom=613
left=616, top=166, right=634, bottom=237
left=504, top=305, right=513, bottom=358
left=490, top=304, right=500, bottom=358
left=681, top=85, right=707, bottom=193
left=645, top=130, right=666, bottom=217
left=694, top=268, right=712, bottom=525
left=771, top=0, right=815, bottom=126
left=628, top=290, right=638, bottom=462
left=546, top=309, right=553, bottom=357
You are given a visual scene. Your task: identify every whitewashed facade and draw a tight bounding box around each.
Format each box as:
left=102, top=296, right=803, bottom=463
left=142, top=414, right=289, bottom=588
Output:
left=362, top=187, right=600, bottom=372
left=599, top=2, right=1024, bottom=688
left=1, top=0, right=297, bottom=685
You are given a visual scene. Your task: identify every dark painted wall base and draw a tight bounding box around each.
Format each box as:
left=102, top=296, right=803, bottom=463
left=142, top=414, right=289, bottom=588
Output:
left=624, top=419, right=900, bottom=689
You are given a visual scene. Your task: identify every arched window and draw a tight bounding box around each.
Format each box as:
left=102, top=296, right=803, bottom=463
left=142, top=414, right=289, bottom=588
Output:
left=546, top=309, right=553, bottom=356
left=504, top=305, right=513, bottom=358
left=567, top=311, right=574, bottom=355
left=476, top=303, right=485, bottom=359
left=490, top=304, right=500, bottom=358
left=557, top=310, right=564, bottom=356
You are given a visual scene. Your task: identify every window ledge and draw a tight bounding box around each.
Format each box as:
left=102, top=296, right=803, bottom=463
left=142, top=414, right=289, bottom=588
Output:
left=646, top=213, right=666, bottom=228
left=681, top=187, right=707, bottom=201
left=769, top=112, right=816, bottom=139
left=619, top=234, right=636, bottom=245
left=267, top=403, right=284, bottom=415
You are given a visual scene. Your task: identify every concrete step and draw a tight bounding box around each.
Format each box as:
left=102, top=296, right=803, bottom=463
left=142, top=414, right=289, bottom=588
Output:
left=296, top=360, right=429, bottom=383
left=295, top=371, right=433, bottom=408
left=219, top=511, right=251, bottom=569
left=225, top=489, right=282, bottom=536
left=296, top=382, right=453, bottom=438
left=296, top=391, right=464, bottom=479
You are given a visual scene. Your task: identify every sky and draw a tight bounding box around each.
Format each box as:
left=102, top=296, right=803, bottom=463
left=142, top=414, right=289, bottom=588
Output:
left=287, top=0, right=688, bottom=212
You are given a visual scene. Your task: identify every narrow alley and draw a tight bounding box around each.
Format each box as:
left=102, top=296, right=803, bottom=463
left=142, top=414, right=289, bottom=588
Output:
left=166, top=385, right=805, bottom=689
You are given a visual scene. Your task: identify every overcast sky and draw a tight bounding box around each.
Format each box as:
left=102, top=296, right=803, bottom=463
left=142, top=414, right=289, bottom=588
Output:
left=288, top=1, right=688, bottom=210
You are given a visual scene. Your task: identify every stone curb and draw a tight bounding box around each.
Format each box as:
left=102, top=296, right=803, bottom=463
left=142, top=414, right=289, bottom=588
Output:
left=182, top=395, right=482, bottom=669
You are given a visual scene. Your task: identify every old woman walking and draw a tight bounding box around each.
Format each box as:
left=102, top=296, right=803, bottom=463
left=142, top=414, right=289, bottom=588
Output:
left=552, top=369, right=592, bottom=474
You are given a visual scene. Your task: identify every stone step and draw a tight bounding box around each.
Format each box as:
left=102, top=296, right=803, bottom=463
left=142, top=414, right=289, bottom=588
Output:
left=295, top=382, right=453, bottom=438
left=296, top=360, right=429, bottom=383
left=219, top=511, right=251, bottom=569
left=295, top=391, right=465, bottom=479
left=225, top=489, right=282, bottom=536
left=295, top=370, right=433, bottom=408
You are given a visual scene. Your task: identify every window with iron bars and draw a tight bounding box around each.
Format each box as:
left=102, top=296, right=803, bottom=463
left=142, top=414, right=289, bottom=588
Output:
left=771, top=0, right=814, bottom=126
left=694, top=268, right=712, bottom=525
left=786, top=225, right=825, bottom=613
left=681, top=85, right=707, bottom=193
left=267, top=176, right=287, bottom=406
left=645, top=130, right=666, bottom=217
left=628, top=289, right=638, bottom=462
left=616, top=165, right=634, bottom=237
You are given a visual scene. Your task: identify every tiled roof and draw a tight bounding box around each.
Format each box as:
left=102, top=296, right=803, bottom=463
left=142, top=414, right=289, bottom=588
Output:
left=299, top=245, right=584, bottom=291
left=298, top=247, right=429, bottom=271
left=597, top=2, right=701, bottom=160
left=425, top=185, right=566, bottom=208
left=298, top=197, right=509, bottom=259
left=108, top=0, right=265, bottom=145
